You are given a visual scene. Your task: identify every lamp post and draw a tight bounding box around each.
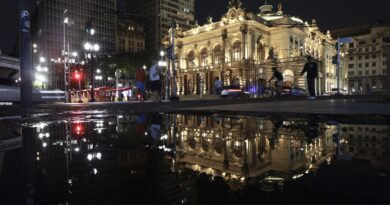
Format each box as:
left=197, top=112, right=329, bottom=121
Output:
left=83, top=21, right=99, bottom=102
left=115, top=70, right=122, bottom=101
left=63, top=9, right=69, bottom=102
left=160, top=50, right=169, bottom=100
left=169, top=20, right=179, bottom=101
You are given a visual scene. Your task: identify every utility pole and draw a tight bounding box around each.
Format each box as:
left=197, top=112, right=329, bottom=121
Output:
left=170, top=20, right=179, bottom=101
left=63, top=9, right=68, bottom=102
left=20, top=0, right=33, bottom=116
left=386, top=45, right=390, bottom=98
left=336, top=38, right=341, bottom=95
left=336, top=37, right=352, bottom=95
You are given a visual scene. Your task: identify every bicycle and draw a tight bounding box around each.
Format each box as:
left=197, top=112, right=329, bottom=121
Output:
left=261, top=81, right=282, bottom=98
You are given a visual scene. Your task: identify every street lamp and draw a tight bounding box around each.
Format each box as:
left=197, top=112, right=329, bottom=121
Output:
left=64, top=9, right=69, bottom=102
left=115, top=70, right=122, bottom=101
left=84, top=41, right=100, bottom=102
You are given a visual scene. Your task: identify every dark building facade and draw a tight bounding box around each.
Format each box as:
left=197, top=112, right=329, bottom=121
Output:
left=124, top=0, right=194, bottom=52
left=116, top=13, right=145, bottom=53
left=33, top=0, right=116, bottom=89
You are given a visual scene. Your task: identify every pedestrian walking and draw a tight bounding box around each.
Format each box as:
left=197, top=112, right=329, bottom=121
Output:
left=149, top=60, right=162, bottom=102
left=214, top=77, right=222, bottom=95
left=300, top=56, right=318, bottom=100
left=135, top=66, right=147, bottom=101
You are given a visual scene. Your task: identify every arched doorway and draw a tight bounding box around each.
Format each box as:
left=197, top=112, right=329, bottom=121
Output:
left=185, top=50, right=195, bottom=95
left=283, top=69, right=294, bottom=87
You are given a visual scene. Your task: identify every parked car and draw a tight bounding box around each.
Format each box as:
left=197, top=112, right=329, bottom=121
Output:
left=221, top=85, right=249, bottom=99
left=282, top=87, right=308, bottom=97
left=328, top=88, right=348, bottom=95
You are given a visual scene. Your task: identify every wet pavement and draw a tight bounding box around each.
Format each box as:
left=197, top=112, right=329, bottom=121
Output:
left=0, top=113, right=389, bottom=204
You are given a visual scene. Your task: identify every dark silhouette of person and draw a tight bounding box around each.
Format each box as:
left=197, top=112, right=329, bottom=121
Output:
left=301, top=56, right=318, bottom=100
left=149, top=113, right=162, bottom=144
left=304, top=115, right=319, bottom=144
left=269, top=118, right=284, bottom=150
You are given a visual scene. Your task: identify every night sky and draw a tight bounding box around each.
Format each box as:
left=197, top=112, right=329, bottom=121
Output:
left=1, top=0, right=390, bottom=55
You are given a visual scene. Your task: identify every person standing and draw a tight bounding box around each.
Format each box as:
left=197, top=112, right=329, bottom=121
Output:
left=149, top=60, right=162, bottom=102
left=135, top=66, right=147, bottom=101
left=301, top=56, right=318, bottom=100
left=214, top=77, right=222, bottom=95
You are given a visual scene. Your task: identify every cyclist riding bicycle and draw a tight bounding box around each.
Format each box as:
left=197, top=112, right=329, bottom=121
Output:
left=268, top=67, right=284, bottom=95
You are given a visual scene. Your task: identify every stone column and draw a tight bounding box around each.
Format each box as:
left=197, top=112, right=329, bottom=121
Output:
left=221, top=29, right=228, bottom=86
left=386, top=45, right=390, bottom=97
left=240, top=24, right=248, bottom=60
left=177, top=42, right=183, bottom=95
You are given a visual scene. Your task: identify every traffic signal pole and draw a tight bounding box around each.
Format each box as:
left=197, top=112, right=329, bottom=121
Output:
left=336, top=37, right=352, bottom=95
left=336, top=38, right=341, bottom=95
left=170, top=20, right=179, bottom=101
left=20, top=0, right=33, bottom=116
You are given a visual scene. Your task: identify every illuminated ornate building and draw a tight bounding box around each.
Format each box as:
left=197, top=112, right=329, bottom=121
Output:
left=168, top=115, right=336, bottom=189
left=170, top=1, right=337, bottom=96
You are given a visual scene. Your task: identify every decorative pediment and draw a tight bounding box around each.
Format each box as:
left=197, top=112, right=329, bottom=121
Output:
left=222, top=6, right=246, bottom=25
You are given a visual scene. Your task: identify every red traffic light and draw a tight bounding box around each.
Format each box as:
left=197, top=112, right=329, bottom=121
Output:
left=73, top=71, right=83, bottom=80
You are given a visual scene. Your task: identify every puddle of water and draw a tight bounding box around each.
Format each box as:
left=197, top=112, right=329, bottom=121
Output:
left=0, top=114, right=389, bottom=204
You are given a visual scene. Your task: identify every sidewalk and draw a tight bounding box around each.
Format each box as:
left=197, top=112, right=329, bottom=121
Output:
left=178, top=94, right=220, bottom=101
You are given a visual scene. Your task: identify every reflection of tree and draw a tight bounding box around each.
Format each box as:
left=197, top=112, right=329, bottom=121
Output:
left=103, top=123, right=152, bottom=148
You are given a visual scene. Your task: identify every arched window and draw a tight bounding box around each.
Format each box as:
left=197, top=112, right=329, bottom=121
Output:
left=232, top=41, right=241, bottom=62
left=257, top=43, right=265, bottom=63
left=200, top=48, right=208, bottom=67
left=233, top=141, right=243, bottom=158
left=186, top=50, right=195, bottom=69
left=213, top=45, right=222, bottom=65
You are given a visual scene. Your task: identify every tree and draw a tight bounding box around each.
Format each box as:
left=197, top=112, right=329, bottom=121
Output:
left=98, top=49, right=156, bottom=83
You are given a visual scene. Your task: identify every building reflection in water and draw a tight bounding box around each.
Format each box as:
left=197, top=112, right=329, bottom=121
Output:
left=167, top=114, right=339, bottom=191
left=1, top=114, right=388, bottom=204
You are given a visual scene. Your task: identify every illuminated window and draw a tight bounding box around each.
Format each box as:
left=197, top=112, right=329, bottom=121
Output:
left=186, top=51, right=195, bottom=69
left=200, top=48, right=208, bottom=67
left=213, top=45, right=222, bottom=65
left=232, top=41, right=241, bottom=62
